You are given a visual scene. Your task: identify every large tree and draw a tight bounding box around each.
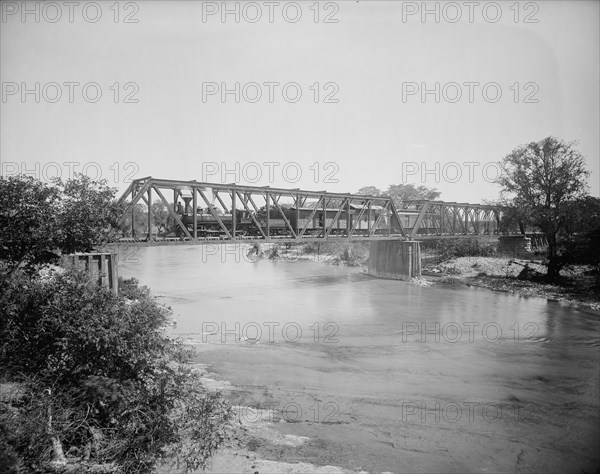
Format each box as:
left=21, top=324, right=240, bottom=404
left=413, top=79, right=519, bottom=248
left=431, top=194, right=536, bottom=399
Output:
left=497, top=136, right=590, bottom=279
left=54, top=175, right=123, bottom=252
left=561, top=196, right=600, bottom=275
left=356, top=186, right=382, bottom=197
left=385, top=183, right=441, bottom=206
left=357, top=184, right=440, bottom=207
left=0, top=175, right=61, bottom=270
left=0, top=175, right=122, bottom=271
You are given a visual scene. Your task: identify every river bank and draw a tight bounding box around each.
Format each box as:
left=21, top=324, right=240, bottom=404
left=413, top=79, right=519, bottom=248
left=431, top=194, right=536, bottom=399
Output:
left=175, top=366, right=370, bottom=474
left=421, top=256, right=600, bottom=314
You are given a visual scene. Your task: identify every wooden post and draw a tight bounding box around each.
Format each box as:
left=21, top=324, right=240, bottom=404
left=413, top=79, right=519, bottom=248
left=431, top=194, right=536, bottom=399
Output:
left=100, top=254, right=108, bottom=289
left=110, top=253, right=119, bottom=295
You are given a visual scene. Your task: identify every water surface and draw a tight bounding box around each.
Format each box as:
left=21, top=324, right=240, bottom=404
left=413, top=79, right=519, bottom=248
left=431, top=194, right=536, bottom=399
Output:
left=119, top=245, right=600, bottom=473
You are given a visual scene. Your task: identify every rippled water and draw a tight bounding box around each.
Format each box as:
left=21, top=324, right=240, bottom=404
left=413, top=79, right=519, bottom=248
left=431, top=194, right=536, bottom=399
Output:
left=119, top=245, right=600, bottom=473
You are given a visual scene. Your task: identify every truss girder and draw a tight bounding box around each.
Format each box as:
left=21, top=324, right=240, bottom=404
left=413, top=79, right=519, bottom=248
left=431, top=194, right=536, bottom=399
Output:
left=116, top=178, right=510, bottom=242
left=401, top=200, right=508, bottom=237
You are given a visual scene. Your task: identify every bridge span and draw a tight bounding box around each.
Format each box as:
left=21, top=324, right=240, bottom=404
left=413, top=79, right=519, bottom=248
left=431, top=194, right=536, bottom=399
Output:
left=115, top=177, right=511, bottom=244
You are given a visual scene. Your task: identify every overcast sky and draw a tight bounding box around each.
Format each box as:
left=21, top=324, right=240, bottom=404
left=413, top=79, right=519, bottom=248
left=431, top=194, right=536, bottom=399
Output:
left=1, top=0, right=598, bottom=203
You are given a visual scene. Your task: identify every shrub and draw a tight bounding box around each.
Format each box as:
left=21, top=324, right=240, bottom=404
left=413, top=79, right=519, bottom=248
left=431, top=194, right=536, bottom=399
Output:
left=427, top=238, right=497, bottom=261
left=0, top=269, right=232, bottom=473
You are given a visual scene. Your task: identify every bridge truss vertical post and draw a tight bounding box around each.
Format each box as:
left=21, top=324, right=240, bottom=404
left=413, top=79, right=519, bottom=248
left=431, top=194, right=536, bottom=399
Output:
left=266, top=192, right=270, bottom=238
left=192, top=186, right=198, bottom=240
left=131, top=187, right=135, bottom=238
left=147, top=187, right=152, bottom=241
left=232, top=191, right=237, bottom=238
left=346, top=198, right=351, bottom=236
left=296, top=194, right=300, bottom=238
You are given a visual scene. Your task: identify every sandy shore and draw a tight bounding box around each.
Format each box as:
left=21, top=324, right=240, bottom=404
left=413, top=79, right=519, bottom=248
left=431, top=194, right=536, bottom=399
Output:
left=171, top=370, right=372, bottom=474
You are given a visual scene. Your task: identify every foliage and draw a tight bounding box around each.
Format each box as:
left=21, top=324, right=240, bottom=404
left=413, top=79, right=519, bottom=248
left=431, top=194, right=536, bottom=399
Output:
left=120, top=202, right=186, bottom=238
left=422, top=238, right=497, bottom=261
left=120, top=203, right=149, bottom=238
left=0, top=271, right=232, bottom=473
left=356, top=184, right=441, bottom=207
left=53, top=176, right=123, bottom=253
left=356, top=186, right=382, bottom=197
left=0, top=175, right=122, bottom=272
left=0, top=175, right=62, bottom=270
left=385, top=184, right=441, bottom=205
left=150, top=201, right=174, bottom=235
left=560, top=196, right=600, bottom=273
left=335, top=242, right=369, bottom=266
left=497, top=136, right=590, bottom=279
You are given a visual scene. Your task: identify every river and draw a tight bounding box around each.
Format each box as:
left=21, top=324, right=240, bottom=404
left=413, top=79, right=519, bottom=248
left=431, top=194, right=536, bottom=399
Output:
left=119, top=245, right=600, bottom=473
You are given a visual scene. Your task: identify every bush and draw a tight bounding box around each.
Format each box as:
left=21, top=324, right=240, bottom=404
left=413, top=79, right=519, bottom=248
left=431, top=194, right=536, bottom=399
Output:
left=426, top=238, right=497, bottom=261
left=0, top=269, right=232, bottom=473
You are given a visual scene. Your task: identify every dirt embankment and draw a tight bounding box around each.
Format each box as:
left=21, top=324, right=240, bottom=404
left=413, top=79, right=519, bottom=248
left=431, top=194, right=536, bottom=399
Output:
left=422, top=256, right=600, bottom=313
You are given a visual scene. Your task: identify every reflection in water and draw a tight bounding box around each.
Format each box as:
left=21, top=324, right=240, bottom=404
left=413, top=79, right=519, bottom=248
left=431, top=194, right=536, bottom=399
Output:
left=119, top=245, right=600, bottom=473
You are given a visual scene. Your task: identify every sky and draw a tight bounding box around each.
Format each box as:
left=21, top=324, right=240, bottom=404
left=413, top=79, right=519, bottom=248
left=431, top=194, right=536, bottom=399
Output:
left=1, top=0, right=598, bottom=204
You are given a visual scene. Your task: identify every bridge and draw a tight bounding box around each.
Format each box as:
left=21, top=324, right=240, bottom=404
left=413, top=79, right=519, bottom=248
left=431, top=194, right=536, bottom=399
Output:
left=115, top=177, right=510, bottom=244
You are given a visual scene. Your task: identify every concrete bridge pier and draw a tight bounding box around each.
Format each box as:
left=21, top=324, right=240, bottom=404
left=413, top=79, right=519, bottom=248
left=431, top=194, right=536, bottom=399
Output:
left=367, top=240, right=422, bottom=281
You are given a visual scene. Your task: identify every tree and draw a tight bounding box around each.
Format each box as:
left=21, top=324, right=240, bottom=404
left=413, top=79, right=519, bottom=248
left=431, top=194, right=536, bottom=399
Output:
left=385, top=184, right=440, bottom=203
left=54, top=175, right=123, bottom=252
left=0, top=175, right=122, bottom=272
left=0, top=175, right=232, bottom=471
left=356, top=186, right=382, bottom=197
left=355, top=184, right=440, bottom=207
left=120, top=203, right=149, bottom=238
left=561, top=196, right=600, bottom=276
left=0, top=176, right=61, bottom=270
left=150, top=201, right=172, bottom=235
left=497, top=136, right=590, bottom=279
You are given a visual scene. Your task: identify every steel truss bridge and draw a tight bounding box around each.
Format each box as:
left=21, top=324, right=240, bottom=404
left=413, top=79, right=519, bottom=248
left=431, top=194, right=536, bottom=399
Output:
left=115, top=177, right=511, bottom=244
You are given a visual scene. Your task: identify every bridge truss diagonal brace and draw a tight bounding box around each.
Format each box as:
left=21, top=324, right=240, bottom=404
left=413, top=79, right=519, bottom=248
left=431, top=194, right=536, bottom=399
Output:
left=196, top=188, right=232, bottom=239
left=120, top=180, right=153, bottom=223
left=152, top=185, right=193, bottom=240
left=388, top=200, right=407, bottom=237
left=298, top=197, right=322, bottom=237
left=369, top=200, right=391, bottom=237
left=234, top=190, right=266, bottom=238
left=269, top=192, right=298, bottom=239
left=349, top=200, right=369, bottom=235
left=409, top=201, right=431, bottom=239
left=324, top=197, right=349, bottom=238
